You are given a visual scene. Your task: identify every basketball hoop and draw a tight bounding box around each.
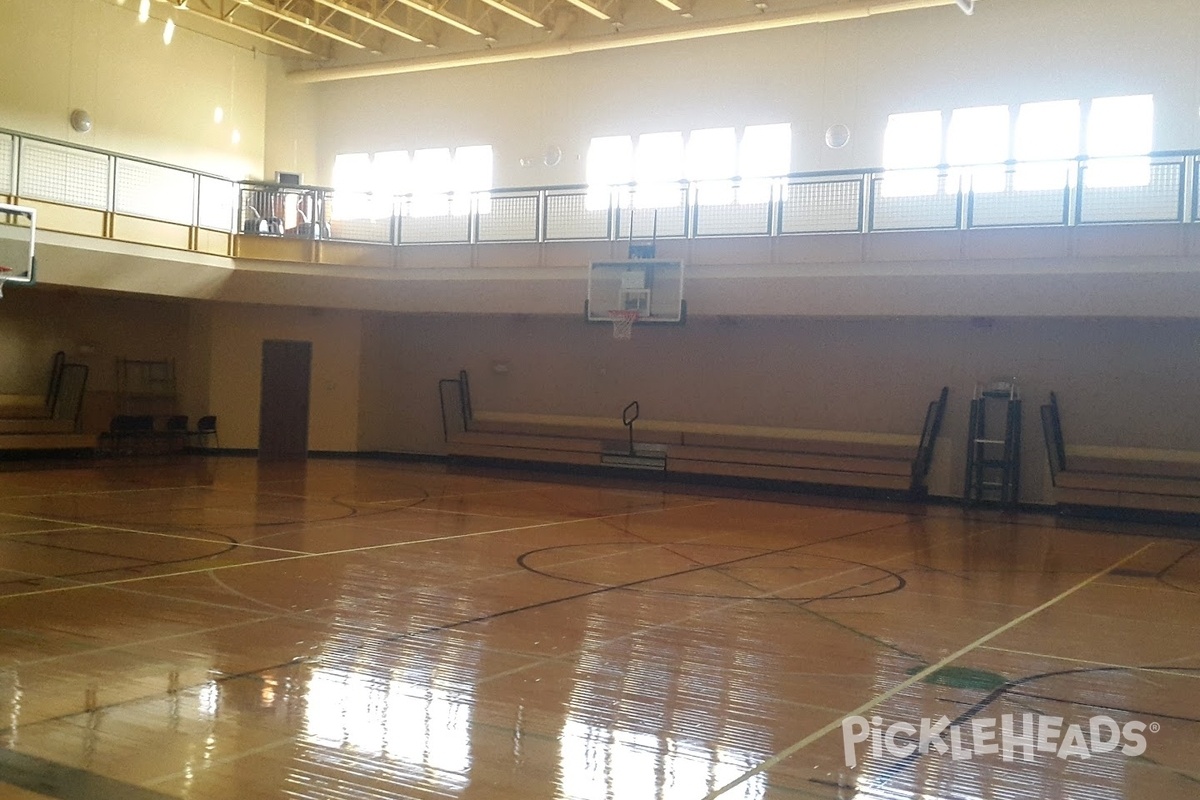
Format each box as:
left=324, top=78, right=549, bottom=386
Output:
left=607, top=309, right=639, bottom=340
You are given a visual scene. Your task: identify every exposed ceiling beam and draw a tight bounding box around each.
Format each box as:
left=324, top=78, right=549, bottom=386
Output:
left=238, top=0, right=374, bottom=50
left=291, top=0, right=970, bottom=82
left=476, top=0, right=544, bottom=28
left=307, top=0, right=426, bottom=43
left=157, top=0, right=321, bottom=56
left=562, top=0, right=609, bottom=21
left=391, top=0, right=483, bottom=35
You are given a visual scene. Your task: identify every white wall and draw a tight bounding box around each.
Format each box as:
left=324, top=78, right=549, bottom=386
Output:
left=0, top=0, right=270, bottom=179
left=311, top=0, right=1200, bottom=187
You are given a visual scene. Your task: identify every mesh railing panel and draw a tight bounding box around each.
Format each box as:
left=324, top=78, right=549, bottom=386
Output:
left=197, top=176, right=236, bottom=230
left=870, top=174, right=961, bottom=231
left=969, top=186, right=1069, bottom=227
left=18, top=139, right=109, bottom=209
left=780, top=179, right=862, bottom=234
left=544, top=192, right=609, bottom=240
left=115, top=158, right=195, bottom=224
left=477, top=193, right=539, bottom=242
left=1078, top=159, right=1184, bottom=224
left=693, top=200, right=771, bottom=236
left=0, top=134, right=13, bottom=195
left=399, top=211, right=471, bottom=244
left=617, top=198, right=687, bottom=240
left=329, top=217, right=392, bottom=243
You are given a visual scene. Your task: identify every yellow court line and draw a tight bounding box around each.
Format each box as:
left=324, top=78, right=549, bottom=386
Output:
left=0, top=526, right=89, bottom=539
left=0, top=484, right=217, bottom=501
left=978, top=644, right=1200, bottom=682
left=705, top=541, right=1158, bottom=800
left=0, top=500, right=721, bottom=601
left=0, top=513, right=313, bottom=555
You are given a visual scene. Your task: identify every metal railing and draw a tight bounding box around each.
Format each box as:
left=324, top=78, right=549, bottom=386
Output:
left=3, top=126, right=1197, bottom=256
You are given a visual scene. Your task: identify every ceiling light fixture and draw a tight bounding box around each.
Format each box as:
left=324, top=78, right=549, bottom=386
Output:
left=477, top=0, right=544, bottom=28
left=163, top=16, right=176, bottom=43
left=239, top=0, right=371, bottom=48
left=392, top=0, right=483, bottom=35
left=138, top=0, right=150, bottom=22
left=562, top=0, right=609, bottom=21
left=308, top=0, right=424, bottom=43
left=955, top=0, right=974, bottom=14
left=653, top=0, right=682, bottom=11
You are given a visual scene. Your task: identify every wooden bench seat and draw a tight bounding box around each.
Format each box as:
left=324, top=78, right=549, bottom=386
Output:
left=0, top=433, right=96, bottom=451
left=447, top=430, right=603, bottom=467
left=0, top=418, right=77, bottom=435
left=439, top=372, right=947, bottom=497
left=0, top=394, right=50, bottom=420
left=1041, top=394, right=1200, bottom=516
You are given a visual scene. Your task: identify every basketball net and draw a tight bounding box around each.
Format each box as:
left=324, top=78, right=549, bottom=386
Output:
left=608, top=309, right=639, bottom=340
left=0, top=266, right=11, bottom=299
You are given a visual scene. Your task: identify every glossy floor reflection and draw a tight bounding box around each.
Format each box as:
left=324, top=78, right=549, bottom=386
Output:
left=0, top=457, right=1196, bottom=799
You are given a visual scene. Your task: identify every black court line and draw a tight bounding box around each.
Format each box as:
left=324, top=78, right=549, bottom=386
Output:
left=386, top=515, right=917, bottom=643
left=0, top=747, right=177, bottom=800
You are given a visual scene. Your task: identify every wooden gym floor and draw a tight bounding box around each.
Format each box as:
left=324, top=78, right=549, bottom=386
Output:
left=0, top=456, right=1196, bottom=799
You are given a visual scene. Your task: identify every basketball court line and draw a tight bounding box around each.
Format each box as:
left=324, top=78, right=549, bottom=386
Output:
left=0, top=505, right=876, bottom=733
left=0, top=484, right=218, bottom=501
left=0, top=526, right=88, bottom=539
left=131, top=515, right=1002, bottom=792
left=0, top=500, right=722, bottom=600
left=1, top=505, right=858, bottom=673
left=978, top=644, right=1200, bottom=682
left=703, top=541, right=1158, bottom=800
left=0, top=747, right=176, bottom=800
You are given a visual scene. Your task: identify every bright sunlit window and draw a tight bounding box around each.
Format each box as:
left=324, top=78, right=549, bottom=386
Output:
left=738, top=123, right=791, bottom=204
left=1086, top=94, right=1153, bottom=187
left=451, top=145, right=494, bottom=214
left=1014, top=99, right=1080, bottom=191
left=686, top=127, right=737, bottom=205
left=586, top=135, right=634, bottom=210
left=882, top=111, right=943, bottom=196
left=333, top=145, right=493, bottom=220
left=947, top=105, right=1009, bottom=193
left=331, top=152, right=374, bottom=220
left=633, top=131, right=685, bottom=208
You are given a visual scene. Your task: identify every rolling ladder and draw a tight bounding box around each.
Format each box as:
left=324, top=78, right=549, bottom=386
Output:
left=963, top=379, right=1021, bottom=507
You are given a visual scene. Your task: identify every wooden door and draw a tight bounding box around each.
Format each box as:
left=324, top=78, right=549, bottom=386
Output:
left=258, top=340, right=312, bottom=460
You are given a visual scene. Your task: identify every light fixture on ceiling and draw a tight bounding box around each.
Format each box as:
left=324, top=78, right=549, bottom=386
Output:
left=653, top=0, right=682, bottom=10
left=138, top=0, right=150, bottom=22
left=478, top=0, right=544, bottom=28
left=214, top=106, right=225, bottom=124
left=163, top=17, right=176, bottom=44
left=231, top=129, right=241, bottom=145
left=563, top=0, right=609, bottom=21
left=955, top=0, right=974, bottom=14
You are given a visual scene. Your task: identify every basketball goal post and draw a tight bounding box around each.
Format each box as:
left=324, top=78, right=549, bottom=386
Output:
left=0, top=203, right=37, bottom=298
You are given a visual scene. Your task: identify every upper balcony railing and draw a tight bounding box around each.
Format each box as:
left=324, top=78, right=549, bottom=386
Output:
left=2, top=126, right=1197, bottom=259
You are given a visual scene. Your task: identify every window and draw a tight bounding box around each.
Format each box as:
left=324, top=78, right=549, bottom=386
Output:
left=586, top=123, right=789, bottom=209
left=882, top=111, right=942, bottom=196
left=451, top=145, right=493, bottom=214
left=1086, top=94, right=1153, bottom=187
left=947, top=105, right=1009, bottom=193
left=331, top=153, right=374, bottom=220
left=371, top=150, right=409, bottom=215
left=686, top=127, right=737, bottom=205
left=586, top=135, right=633, bottom=210
left=1014, top=100, right=1080, bottom=191
left=738, top=123, right=790, bottom=204
left=633, top=131, right=685, bottom=208
left=407, top=148, right=453, bottom=217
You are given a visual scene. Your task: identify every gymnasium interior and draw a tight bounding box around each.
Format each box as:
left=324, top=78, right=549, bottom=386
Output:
left=0, top=0, right=1198, bottom=797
